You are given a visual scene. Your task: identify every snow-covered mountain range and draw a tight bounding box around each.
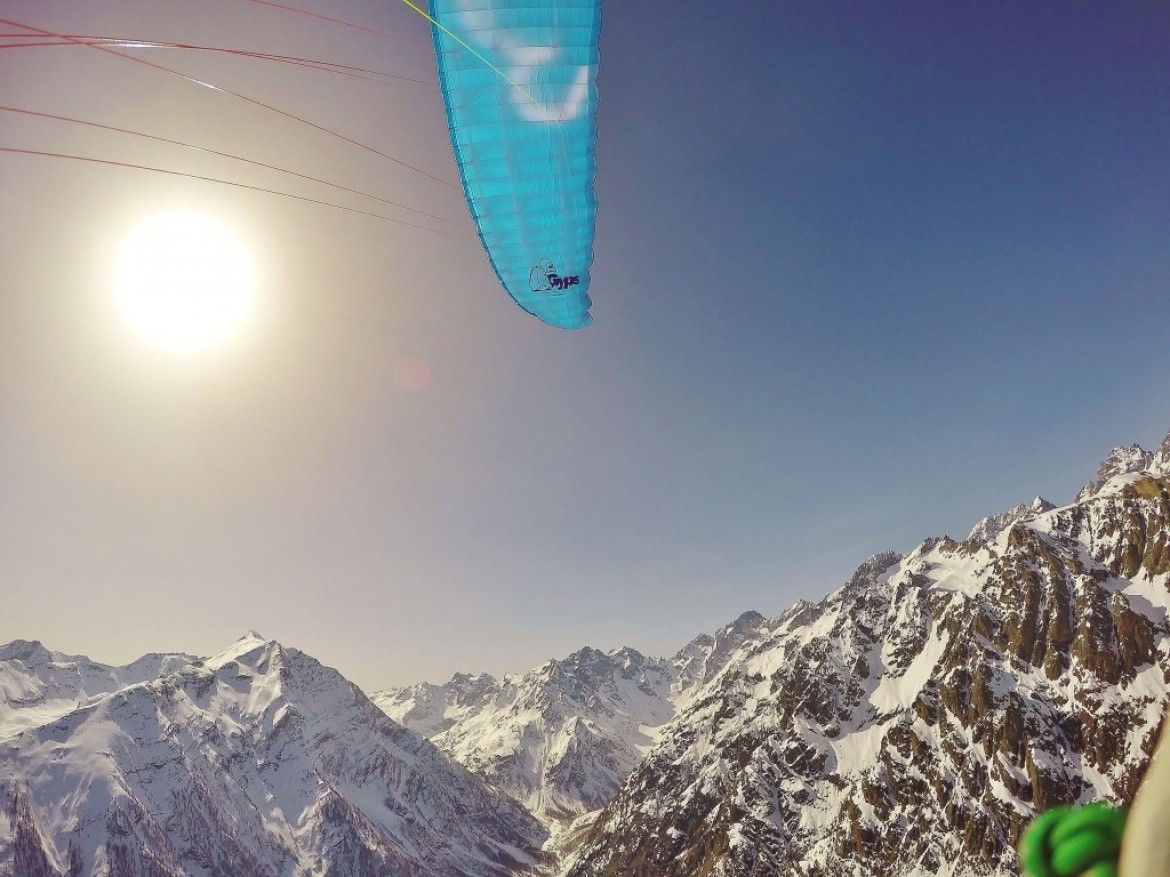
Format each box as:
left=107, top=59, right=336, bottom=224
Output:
left=4, top=428, right=1170, bottom=876
left=0, top=633, right=544, bottom=877
left=372, top=610, right=767, bottom=835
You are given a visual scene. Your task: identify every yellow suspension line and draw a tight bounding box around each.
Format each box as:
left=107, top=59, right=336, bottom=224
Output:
left=398, top=0, right=543, bottom=109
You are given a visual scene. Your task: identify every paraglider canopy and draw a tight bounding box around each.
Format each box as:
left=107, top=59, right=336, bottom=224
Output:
left=427, top=0, right=601, bottom=329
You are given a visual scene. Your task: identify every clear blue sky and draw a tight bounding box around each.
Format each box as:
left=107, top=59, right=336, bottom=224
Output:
left=1, top=0, right=1168, bottom=690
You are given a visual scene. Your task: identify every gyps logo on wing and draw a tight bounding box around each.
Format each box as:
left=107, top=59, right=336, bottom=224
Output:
left=529, top=257, right=580, bottom=293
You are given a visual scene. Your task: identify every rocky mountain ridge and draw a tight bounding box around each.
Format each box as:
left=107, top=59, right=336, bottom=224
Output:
left=564, top=431, right=1170, bottom=876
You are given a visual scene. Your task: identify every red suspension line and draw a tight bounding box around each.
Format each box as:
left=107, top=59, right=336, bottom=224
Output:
left=0, top=16, right=455, bottom=189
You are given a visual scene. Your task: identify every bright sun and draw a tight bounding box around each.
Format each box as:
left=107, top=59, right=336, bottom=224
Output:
left=113, top=210, right=256, bottom=353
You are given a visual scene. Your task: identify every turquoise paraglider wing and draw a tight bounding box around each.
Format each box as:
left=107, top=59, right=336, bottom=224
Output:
left=429, top=0, right=600, bottom=329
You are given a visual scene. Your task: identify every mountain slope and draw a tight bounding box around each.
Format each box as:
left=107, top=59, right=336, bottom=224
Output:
left=566, top=434, right=1170, bottom=877
left=0, top=633, right=546, bottom=877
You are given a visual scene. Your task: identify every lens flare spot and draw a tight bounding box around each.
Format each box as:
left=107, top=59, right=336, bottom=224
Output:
left=393, top=357, right=431, bottom=392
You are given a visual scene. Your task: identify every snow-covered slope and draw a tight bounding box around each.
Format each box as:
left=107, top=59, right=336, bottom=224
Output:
left=0, top=632, right=545, bottom=877
left=565, top=433, right=1170, bottom=877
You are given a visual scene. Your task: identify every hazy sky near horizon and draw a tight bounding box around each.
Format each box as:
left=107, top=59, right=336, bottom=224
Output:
left=1, top=0, right=1169, bottom=692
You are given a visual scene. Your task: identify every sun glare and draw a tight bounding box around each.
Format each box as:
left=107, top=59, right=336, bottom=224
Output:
left=113, top=210, right=256, bottom=353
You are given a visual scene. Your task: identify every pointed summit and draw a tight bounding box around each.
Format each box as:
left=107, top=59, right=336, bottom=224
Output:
left=1076, top=442, right=1156, bottom=501
left=1029, top=496, right=1055, bottom=513
left=1151, top=428, right=1170, bottom=477
left=720, top=610, right=765, bottom=634
left=206, top=630, right=276, bottom=671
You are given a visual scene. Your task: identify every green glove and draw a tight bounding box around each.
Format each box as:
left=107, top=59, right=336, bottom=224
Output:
left=1019, top=803, right=1127, bottom=877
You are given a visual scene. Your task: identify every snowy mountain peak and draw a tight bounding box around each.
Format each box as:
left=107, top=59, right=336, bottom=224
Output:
left=840, top=550, right=903, bottom=594
left=1152, top=429, right=1170, bottom=476
left=205, top=629, right=278, bottom=670
left=673, top=632, right=715, bottom=659
left=375, top=640, right=686, bottom=832
left=727, top=609, right=765, bottom=632
left=967, top=496, right=1056, bottom=545
left=565, top=645, right=606, bottom=665
left=666, top=609, right=773, bottom=698
left=1077, top=441, right=1158, bottom=501
left=450, top=670, right=493, bottom=684
left=608, top=646, right=650, bottom=672
left=0, top=640, right=54, bottom=665
left=560, top=645, right=652, bottom=681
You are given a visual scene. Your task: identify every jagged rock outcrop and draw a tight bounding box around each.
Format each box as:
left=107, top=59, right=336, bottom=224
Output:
left=1076, top=441, right=1170, bottom=502
left=968, top=497, right=1056, bottom=545
left=673, top=611, right=770, bottom=692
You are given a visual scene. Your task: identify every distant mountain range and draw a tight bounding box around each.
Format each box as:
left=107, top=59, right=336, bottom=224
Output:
left=4, top=429, right=1170, bottom=876
left=372, top=609, right=766, bottom=835
left=0, top=635, right=544, bottom=877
